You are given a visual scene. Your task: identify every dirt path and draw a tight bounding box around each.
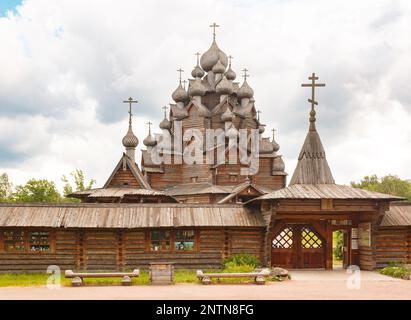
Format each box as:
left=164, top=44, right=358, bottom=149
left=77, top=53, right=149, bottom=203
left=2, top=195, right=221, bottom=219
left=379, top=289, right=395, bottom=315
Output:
left=0, top=270, right=409, bottom=300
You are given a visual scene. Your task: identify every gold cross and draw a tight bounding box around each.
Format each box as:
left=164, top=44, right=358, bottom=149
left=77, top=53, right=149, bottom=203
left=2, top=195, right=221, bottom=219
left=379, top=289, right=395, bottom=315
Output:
left=195, top=52, right=201, bottom=64
left=301, top=72, right=325, bottom=111
left=122, top=97, right=138, bottom=125
left=177, top=68, right=184, bottom=83
left=242, top=68, right=249, bottom=81
left=209, top=22, right=219, bottom=40
left=228, top=55, right=233, bottom=66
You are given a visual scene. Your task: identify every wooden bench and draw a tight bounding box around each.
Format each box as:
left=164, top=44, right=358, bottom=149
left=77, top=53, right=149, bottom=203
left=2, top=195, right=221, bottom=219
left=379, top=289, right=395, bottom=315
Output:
left=196, top=269, right=270, bottom=285
left=64, top=269, right=140, bottom=286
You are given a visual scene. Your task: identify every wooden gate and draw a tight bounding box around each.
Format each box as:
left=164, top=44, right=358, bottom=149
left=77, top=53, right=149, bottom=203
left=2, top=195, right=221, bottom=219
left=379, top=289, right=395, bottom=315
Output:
left=271, top=224, right=325, bottom=269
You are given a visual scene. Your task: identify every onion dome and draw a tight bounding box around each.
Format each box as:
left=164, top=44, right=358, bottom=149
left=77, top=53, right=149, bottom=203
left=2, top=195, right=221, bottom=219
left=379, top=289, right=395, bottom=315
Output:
left=159, top=116, right=171, bottom=130
left=191, top=65, right=205, bottom=78
left=259, top=137, right=274, bottom=154
left=258, top=124, right=266, bottom=134
left=221, top=108, right=234, bottom=122
left=122, top=125, right=139, bottom=148
left=273, top=156, right=285, bottom=172
left=237, top=80, right=254, bottom=99
left=225, top=66, right=236, bottom=81
left=271, top=128, right=280, bottom=152
left=172, top=83, right=189, bottom=102
left=143, top=131, right=157, bottom=147
left=212, top=60, right=226, bottom=74
left=200, top=40, right=228, bottom=72
left=216, top=75, right=233, bottom=95
left=226, top=124, right=238, bottom=139
left=189, top=77, right=206, bottom=97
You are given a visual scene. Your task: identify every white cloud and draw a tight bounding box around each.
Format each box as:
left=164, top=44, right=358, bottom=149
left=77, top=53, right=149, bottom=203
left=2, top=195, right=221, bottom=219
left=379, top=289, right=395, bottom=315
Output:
left=0, top=0, right=410, bottom=190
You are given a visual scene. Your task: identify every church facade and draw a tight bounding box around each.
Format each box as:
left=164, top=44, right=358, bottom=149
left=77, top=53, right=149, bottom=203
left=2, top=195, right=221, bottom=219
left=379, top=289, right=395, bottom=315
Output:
left=0, top=26, right=410, bottom=273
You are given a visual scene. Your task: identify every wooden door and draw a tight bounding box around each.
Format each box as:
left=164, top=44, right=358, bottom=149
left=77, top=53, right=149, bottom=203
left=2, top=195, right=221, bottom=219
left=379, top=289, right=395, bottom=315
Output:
left=271, top=224, right=325, bottom=269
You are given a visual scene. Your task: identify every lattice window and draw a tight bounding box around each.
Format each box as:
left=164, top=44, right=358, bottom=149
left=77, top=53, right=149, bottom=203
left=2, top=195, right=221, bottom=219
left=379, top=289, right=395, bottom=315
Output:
left=301, top=227, right=322, bottom=248
left=272, top=227, right=293, bottom=248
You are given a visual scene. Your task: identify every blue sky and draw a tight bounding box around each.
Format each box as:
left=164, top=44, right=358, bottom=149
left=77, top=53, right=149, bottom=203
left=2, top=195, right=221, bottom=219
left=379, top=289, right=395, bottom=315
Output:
left=0, top=0, right=22, bottom=17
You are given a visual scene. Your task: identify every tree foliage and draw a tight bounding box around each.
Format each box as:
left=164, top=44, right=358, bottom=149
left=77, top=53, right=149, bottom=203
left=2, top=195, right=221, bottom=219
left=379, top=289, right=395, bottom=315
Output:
left=13, top=179, right=62, bottom=203
left=0, top=173, right=12, bottom=202
left=351, top=174, right=411, bottom=200
left=61, top=169, right=95, bottom=197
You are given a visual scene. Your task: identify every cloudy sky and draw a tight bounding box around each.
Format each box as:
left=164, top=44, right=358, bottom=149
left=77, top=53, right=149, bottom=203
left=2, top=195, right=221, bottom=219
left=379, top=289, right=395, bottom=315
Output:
left=0, top=0, right=410, bottom=190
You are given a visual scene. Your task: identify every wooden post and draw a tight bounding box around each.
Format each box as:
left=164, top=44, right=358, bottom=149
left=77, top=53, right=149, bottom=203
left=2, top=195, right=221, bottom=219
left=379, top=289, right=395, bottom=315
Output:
left=325, top=220, right=333, bottom=270
left=77, top=230, right=85, bottom=271
left=350, top=216, right=359, bottom=267
left=117, top=230, right=125, bottom=271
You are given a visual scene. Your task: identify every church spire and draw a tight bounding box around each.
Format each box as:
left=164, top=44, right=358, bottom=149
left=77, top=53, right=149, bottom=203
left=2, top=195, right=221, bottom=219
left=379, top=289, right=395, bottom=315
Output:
left=121, top=97, right=139, bottom=162
left=290, top=73, right=334, bottom=185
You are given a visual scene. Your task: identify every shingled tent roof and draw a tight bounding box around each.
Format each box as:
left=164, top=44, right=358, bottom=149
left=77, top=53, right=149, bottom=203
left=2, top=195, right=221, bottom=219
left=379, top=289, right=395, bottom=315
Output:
left=289, top=122, right=334, bottom=185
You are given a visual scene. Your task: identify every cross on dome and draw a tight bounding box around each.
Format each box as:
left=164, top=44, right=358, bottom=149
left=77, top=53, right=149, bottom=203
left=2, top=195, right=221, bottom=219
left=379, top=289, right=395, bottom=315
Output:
left=209, top=22, right=220, bottom=40
left=177, top=68, right=184, bottom=84
left=122, top=97, right=138, bottom=125
left=242, top=68, right=249, bottom=81
left=195, top=52, right=201, bottom=64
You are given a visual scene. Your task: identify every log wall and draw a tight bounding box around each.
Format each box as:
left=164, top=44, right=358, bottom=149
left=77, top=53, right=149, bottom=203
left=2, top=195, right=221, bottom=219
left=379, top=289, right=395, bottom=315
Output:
left=0, top=230, right=77, bottom=273
left=0, top=227, right=265, bottom=273
left=376, top=227, right=409, bottom=268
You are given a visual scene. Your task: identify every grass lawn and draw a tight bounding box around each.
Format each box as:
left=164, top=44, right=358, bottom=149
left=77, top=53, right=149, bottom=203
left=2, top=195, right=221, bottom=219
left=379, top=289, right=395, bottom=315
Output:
left=0, top=270, right=274, bottom=287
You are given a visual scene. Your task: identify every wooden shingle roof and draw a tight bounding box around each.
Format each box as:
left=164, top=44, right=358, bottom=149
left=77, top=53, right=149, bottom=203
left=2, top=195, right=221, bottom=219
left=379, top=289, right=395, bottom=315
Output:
left=253, top=184, right=403, bottom=200
left=290, top=128, right=335, bottom=185
left=0, top=203, right=265, bottom=228
left=381, top=202, right=411, bottom=226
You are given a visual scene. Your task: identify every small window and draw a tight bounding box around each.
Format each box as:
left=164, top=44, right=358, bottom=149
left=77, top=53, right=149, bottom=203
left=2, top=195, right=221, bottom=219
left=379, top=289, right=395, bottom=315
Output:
left=174, top=230, right=195, bottom=251
left=150, top=230, right=171, bottom=251
left=3, top=231, right=26, bottom=252
left=229, top=174, right=237, bottom=182
left=30, top=231, right=50, bottom=252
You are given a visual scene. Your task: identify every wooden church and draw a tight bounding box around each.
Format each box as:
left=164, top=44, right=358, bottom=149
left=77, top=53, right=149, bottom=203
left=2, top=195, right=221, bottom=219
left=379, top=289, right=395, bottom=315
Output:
left=0, top=25, right=410, bottom=273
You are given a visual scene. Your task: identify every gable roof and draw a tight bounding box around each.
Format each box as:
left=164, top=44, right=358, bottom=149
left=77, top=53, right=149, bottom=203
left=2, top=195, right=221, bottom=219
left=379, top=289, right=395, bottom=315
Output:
left=217, top=182, right=270, bottom=204
left=165, top=183, right=232, bottom=196
left=103, top=153, right=151, bottom=189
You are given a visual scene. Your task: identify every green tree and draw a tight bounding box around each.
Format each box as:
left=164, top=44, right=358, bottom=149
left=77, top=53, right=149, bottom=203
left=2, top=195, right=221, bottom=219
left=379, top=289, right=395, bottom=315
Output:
left=61, top=169, right=95, bottom=197
left=0, top=173, right=12, bottom=202
left=351, top=174, right=411, bottom=200
left=13, top=179, right=62, bottom=203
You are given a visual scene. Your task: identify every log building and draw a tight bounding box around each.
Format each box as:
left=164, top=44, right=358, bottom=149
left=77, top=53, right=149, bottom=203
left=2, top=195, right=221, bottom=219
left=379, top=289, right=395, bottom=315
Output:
left=0, top=26, right=409, bottom=273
